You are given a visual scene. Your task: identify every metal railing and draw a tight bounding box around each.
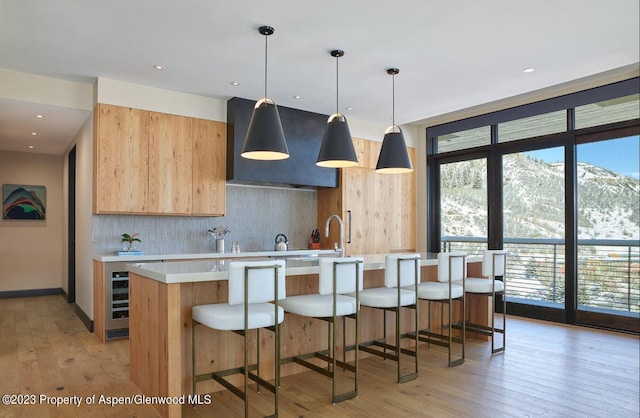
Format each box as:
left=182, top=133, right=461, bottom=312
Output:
left=441, top=236, right=640, bottom=314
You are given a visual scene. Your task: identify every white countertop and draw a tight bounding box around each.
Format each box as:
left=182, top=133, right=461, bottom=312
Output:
left=126, top=253, right=483, bottom=284
left=93, top=249, right=340, bottom=263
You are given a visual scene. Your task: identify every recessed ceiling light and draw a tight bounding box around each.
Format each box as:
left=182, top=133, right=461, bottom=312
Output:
left=31, top=132, right=37, bottom=136
left=35, top=114, right=44, bottom=119
left=523, top=68, right=535, bottom=73
left=230, top=81, right=240, bottom=86
left=153, top=65, right=165, bottom=70
left=293, top=95, right=302, bottom=99
left=29, top=145, right=34, bottom=149
left=346, top=107, right=353, bottom=111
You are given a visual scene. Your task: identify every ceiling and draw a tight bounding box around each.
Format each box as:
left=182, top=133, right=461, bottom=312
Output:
left=1, top=0, right=638, bottom=156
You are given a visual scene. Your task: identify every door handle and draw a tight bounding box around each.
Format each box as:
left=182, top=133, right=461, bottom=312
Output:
left=347, top=210, right=352, bottom=243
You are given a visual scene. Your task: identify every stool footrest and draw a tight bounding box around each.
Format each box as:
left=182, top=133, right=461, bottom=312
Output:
left=460, top=321, right=499, bottom=336
left=333, top=390, right=357, bottom=404
left=418, top=329, right=464, bottom=347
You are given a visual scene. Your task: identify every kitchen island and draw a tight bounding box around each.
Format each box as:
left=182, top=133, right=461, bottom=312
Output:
left=127, top=254, right=485, bottom=418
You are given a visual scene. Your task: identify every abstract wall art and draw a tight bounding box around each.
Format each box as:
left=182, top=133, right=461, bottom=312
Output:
left=2, top=184, right=46, bottom=220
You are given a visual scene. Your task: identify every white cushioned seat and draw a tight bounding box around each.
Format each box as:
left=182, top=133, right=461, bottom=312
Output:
left=191, top=260, right=286, bottom=416
left=417, top=281, right=464, bottom=300
left=193, top=303, right=284, bottom=331
left=416, top=252, right=467, bottom=367
left=279, top=294, right=358, bottom=317
left=279, top=256, right=363, bottom=404
left=460, top=277, right=504, bottom=294
left=355, top=287, right=416, bottom=308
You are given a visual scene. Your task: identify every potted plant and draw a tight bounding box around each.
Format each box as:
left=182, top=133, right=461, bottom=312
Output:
left=121, top=233, right=141, bottom=251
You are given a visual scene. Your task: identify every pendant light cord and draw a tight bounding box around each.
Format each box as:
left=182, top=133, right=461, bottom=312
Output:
left=392, top=72, right=395, bottom=127
left=264, top=33, right=268, bottom=99
left=336, top=54, right=339, bottom=113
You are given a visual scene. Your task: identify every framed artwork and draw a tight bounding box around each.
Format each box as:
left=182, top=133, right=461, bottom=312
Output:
left=2, top=184, right=46, bottom=220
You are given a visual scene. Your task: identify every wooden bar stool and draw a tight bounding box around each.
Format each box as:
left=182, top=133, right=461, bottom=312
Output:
left=191, top=260, right=286, bottom=418
left=279, top=257, right=363, bottom=404
left=461, top=250, right=507, bottom=354
left=417, top=252, right=466, bottom=367
left=356, top=254, right=419, bottom=383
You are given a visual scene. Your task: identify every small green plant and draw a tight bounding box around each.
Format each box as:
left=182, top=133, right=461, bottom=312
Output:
left=121, top=233, right=141, bottom=250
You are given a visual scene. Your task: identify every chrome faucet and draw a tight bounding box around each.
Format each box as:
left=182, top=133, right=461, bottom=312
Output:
left=325, top=214, right=344, bottom=257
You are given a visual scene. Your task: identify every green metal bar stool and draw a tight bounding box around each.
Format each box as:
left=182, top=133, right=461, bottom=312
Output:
left=191, top=260, right=285, bottom=417
left=417, top=252, right=466, bottom=367
left=279, top=257, right=363, bottom=404
left=355, top=254, right=419, bottom=383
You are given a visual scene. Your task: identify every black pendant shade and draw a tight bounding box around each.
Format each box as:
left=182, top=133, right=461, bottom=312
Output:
left=316, top=49, right=358, bottom=168
left=375, top=127, right=413, bottom=173
left=375, top=67, right=413, bottom=173
left=241, top=98, right=289, bottom=160
left=317, top=114, right=358, bottom=167
left=241, top=25, right=289, bottom=161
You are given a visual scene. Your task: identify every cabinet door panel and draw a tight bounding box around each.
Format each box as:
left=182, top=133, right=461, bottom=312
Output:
left=192, top=119, right=226, bottom=216
left=317, top=138, right=416, bottom=256
left=94, top=104, right=149, bottom=213
left=148, top=112, right=193, bottom=214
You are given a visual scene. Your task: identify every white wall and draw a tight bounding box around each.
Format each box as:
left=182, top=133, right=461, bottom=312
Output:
left=0, top=151, right=63, bottom=292
left=63, top=115, right=94, bottom=318
left=0, top=68, right=93, bottom=110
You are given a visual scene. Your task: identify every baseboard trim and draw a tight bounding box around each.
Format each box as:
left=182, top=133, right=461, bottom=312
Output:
left=0, top=287, right=62, bottom=299
left=74, top=305, right=94, bottom=332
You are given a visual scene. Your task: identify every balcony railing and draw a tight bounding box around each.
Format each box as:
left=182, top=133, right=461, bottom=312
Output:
left=441, top=236, right=640, bottom=314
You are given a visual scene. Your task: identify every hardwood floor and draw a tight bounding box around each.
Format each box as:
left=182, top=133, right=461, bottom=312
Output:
left=0, top=295, right=638, bottom=418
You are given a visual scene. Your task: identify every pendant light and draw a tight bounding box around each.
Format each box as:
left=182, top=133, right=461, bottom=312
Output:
left=241, top=26, right=289, bottom=160
left=316, top=50, right=358, bottom=168
left=375, top=68, right=413, bottom=173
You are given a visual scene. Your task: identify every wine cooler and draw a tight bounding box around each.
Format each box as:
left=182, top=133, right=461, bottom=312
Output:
left=105, top=262, right=130, bottom=340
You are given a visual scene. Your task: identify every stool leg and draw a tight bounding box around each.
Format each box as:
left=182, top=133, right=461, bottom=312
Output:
left=448, top=296, right=452, bottom=367
left=396, top=306, right=401, bottom=382
left=427, top=300, right=431, bottom=349
left=383, top=309, right=387, bottom=360
left=244, top=324, right=249, bottom=418
left=343, top=316, right=346, bottom=371
left=191, top=320, right=197, bottom=408
left=256, top=328, right=261, bottom=394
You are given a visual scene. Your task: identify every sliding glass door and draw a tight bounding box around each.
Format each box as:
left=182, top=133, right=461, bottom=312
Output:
left=576, top=134, right=640, bottom=327
left=502, top=147, right=565, bottom=307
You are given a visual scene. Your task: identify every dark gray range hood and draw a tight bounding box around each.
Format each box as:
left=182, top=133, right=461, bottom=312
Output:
left=226, top=97, right=338, bottom=188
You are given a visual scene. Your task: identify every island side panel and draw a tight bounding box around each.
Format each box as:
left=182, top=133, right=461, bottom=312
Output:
left=129, top=272, right=182, bottom=418
left=93, top=260, right=106, bottom=343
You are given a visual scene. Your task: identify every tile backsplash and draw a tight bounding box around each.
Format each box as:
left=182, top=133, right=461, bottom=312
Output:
left=92, top=184, right=321, bottom=255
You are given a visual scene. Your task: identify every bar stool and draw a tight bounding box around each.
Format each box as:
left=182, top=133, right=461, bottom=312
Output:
left=416, top=252, right=466, bottom=367
left=460, top=250, right=507, bottom=354
left=356, top=254, right=419, bottom=383
left=191, top=260, right=286, bottom=418
left=279, top=257, right=363, bottom=404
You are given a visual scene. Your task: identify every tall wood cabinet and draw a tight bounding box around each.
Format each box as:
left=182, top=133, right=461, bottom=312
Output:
left=93, top=105, right=150, bottom=213
left=317, top=137, right=416, bottom=255
left=93, top=103, right=225, bottom=216
left=148, top=111, right=193, bottom=215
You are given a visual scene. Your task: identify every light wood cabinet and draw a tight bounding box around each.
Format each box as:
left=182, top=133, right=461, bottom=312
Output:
left=93, top=104, right=226, bottom=216
left=93, top=104, right=149, bottom=213
left=318, top=137, right=416, bottom=255
left=192, top=118, right=226, bottom=216
left=148, top=112, right=193, bottom=215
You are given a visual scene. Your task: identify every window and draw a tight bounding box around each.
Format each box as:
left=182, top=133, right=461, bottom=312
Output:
left=427, top=77, right=639, bottom=332
left=498, top=110, right=566, bottom=142
left=437, top=126, right=490, bottom=153
left=503, top=148, right=565, bottom=306
left=575, top=94, right=640, bottom=130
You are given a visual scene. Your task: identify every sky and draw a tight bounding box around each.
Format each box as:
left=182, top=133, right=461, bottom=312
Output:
left=524, top=135, right=639, bottom=180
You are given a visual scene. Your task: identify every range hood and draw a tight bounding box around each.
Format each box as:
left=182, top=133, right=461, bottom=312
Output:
left=226, top=97, right=338, bottom=188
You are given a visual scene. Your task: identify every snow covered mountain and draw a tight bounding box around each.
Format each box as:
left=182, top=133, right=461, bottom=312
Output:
left=441, top=155, right=640, bottom=240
